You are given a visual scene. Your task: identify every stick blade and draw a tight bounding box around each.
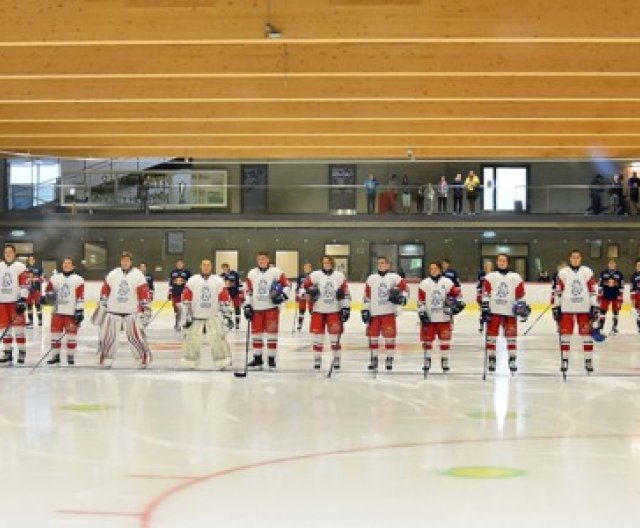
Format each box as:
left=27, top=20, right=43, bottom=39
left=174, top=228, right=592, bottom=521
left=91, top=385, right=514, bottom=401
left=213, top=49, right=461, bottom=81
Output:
left=234, top=371, right=247, bottom=378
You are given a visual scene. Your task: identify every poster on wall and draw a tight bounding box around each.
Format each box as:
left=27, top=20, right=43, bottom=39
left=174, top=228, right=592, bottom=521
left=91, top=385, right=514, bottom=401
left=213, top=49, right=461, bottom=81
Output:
left=241, top=165, right=268, bottom=213
left=329, top=165, right=356, bottom=212
left=166, top=231, right=185, bottom=255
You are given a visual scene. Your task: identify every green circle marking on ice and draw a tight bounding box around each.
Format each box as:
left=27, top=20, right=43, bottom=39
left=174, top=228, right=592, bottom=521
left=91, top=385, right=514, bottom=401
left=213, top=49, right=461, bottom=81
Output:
left=466, top=411, right=518, bottom=420
left=443, top=466, right=526, bottom=479
left=60, top=403, right=116, bottom=412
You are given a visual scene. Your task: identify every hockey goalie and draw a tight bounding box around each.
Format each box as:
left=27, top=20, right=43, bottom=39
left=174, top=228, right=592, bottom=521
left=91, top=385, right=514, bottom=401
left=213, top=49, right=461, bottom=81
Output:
left=181, top=258, right=234, bottom=370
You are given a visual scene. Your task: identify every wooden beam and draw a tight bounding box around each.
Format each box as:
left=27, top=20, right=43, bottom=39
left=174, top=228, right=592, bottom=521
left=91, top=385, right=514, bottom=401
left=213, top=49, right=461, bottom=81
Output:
left=1, top=1, right=640, bottom=41
left=1, top=101, right=640, bottom=120
left=3, top=76, right=640, bottom=100
left=1, top=42, right=640, bottom=76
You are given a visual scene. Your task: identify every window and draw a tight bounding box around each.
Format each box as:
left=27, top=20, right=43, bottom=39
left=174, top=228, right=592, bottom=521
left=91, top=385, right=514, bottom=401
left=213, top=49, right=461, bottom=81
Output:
left=8, top=158, right=59, bottom=210
left=399, top=243, right=425, bottom=279
left=483, top=165, right=528, bottom=212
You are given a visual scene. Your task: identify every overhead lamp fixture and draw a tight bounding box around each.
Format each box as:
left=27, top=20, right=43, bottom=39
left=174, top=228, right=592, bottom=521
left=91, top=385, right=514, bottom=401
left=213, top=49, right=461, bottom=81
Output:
left=264, top=23, right=282, bottom=39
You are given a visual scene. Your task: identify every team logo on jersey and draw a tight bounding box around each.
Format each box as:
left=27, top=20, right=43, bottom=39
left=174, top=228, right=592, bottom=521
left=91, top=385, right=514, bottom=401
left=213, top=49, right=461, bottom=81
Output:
left=570, top=279, right=583, bottom=297
left=322, top=282, right=336, bottom=302
left=59, top=283, right=71, bottom=304
left=1, top=272, right=13, bottom=291
left=495, top=282, right=509, bottom=305
left=377, top=282, right=389, bottom=303
left=201, top=286, right=212, bottom=308
left=117, top=280, right=130, bottom=303
left=431, top=288, right=444, bottom=312
left=257, top=278, right=270, bottom=301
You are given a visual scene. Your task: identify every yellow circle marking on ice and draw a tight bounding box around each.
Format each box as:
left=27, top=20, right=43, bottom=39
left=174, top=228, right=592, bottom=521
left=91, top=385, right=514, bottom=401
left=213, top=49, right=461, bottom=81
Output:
left=443, top=466, right=526, bottom=479
left=466, top=411, right=518, bottom=420
left=60, top=403, right=116, bottom=412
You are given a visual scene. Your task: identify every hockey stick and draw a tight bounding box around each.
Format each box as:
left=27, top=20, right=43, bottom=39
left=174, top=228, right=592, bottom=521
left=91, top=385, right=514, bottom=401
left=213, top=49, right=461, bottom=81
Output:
left=234, top=319, right=251, bottom=378
left=559, top=327, right=566, bottom=382
left=523, top=304, right=551, bottom=336
left=291, top=300, right=298, bottom=334
left=482, top=320, right=488, bottom=381
left=147, top=299, right=170, bottom=326
left=30, top=331, right=67, bottom=374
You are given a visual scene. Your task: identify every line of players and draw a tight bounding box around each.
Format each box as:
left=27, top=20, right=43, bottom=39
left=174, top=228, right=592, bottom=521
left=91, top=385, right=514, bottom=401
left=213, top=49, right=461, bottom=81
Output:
left=2, top=246, right=640, bottom=373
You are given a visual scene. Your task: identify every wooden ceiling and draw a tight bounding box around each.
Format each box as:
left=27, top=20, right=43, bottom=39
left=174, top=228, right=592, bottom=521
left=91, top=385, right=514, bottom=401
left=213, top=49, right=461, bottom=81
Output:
left=1, top=0, right=640, bottom=159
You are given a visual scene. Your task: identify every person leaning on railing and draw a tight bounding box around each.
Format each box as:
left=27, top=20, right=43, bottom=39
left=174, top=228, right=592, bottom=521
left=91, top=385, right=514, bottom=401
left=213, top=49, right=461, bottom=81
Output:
left=464, top=171, right=481, bottom=215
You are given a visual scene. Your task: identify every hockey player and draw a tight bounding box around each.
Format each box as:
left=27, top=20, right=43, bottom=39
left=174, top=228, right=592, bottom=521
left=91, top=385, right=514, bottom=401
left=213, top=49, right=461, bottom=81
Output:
left=168, top=259, right=192, bottom=331
left=481, top=253, right=530, bottom=373
left=302, top=256, right=350, bottom=370
left=25, top=254, right=44, bottom=328
left=221, top=262, right=243, bottom=330
left=0, top=245, right=29, bottom=365
left=139, top=262, right=155, bottom=301
left=295, top=262, right=313, bottom=331
left=597, top=259, right=624, bottom=334
left=181, top=258, right=234, bottom=369
left=476, top=260, right=493, bottom=332
left=418, top=261, right=464, bottom=373
left=243, top=252, right=290, bottom=369
left=552, top=249, right=600, bottom=373
left=442, top=258, right=461, bottom=287
left=630, top=259, right=640, bottom=333
left=362, top=256, right=409, bottom=371
left=98, top=251, right=152, bottom=368
left=44, top=257, right=84, bottom=366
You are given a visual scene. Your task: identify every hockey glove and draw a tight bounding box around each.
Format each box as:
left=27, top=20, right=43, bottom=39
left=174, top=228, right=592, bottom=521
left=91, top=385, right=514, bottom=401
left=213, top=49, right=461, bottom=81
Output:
left=361, top=309, right=371, bottom=324
left=340, top=307, right=351, bottom=322
left=45, top=292, right=57, bottom=306
left=74, top=309, right=84, bottom=325
left=306, top=285, right=320, bottom=302
left=16, top=297, right=27, bottom=315
left=589, top=305, right=600, bottom=322
left=336, top=288, right=346, bottom=301
left=552, top=306, right=562, bottom=322
left=388, top=287, right=407, bottom=306
left=513, top=300, right=532, bottom=322
left=243, top=305, right=254, bottom=321
left=270, top=283, right=287, bottom=305
left=418, top=310, right=430, bottom=325
left=481, top=301, right=491, bottom=323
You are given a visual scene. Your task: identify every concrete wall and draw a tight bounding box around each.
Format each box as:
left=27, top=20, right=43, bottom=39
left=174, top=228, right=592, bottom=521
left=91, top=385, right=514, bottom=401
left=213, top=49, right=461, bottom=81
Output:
left=4, top=224, right=639, bottom=283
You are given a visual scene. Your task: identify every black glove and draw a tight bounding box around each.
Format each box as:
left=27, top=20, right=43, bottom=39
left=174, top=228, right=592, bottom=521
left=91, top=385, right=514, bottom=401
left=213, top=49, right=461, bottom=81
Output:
left=16, top=298, right=27, bottom=315
left=74, top=309, right=84, bottom=325
left=340, top=307, right=350, bottom=322
left=552, top=306, right=562, bottom=322
left=243, top=305, right=254, bottom=321
left=481, top=301, right=490, bottom=323
left=589, top=305, right=600, bottom=322
left=419, top=310, right=430, bottom=325
left=361, top=309, right=371, bottom=324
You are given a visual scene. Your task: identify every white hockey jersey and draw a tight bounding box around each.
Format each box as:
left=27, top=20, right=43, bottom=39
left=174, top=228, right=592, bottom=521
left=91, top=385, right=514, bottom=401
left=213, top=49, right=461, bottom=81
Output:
left=483, top=270, right=526, bottom=316
left=245, top=266, right=290, bottom=311
left=101, top=267, right=149, bottom=315
left=182, top=274, right=230, bottom=319
left=417, top=276, right=460, bottom=323
left=0, top=260, right=29, bottom=303
left=302, top=270, right=350, bottom=314
left=554, top=265, right=597, bottom=313
left=45, top=271, right=85, bottom=316
left=363, top=272, right=408, bottom=316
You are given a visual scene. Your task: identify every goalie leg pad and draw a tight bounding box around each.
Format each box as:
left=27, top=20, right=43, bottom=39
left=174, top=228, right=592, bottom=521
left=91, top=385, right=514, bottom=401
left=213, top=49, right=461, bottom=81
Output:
left=183, top=319, right=204, bottom=369
left=125, top=314, right=152, bottom=364
left=99, top=313, right=119, bottom=364
left=208, top=318, right=231, bottom=369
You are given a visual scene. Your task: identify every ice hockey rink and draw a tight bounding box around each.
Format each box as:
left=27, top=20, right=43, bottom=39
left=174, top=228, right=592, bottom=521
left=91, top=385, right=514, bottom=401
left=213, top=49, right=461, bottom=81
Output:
left=2, top=290, right=640, bottom=528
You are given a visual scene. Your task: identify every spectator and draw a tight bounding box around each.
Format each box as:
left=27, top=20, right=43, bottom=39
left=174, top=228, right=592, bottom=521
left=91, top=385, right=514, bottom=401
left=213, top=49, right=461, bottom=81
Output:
left=437, top=175, right=448, bottom=213
left=364, top=173, right=379, bottom=214
left=464, top=170, right=481, bottom=215
left=416, top=180, right=425, bottom=213
left=389, top=174, right=399, bottom=214
left=452, top=173, right=464, bottom=214
left=401, top=175, right=412, bottom=214
left=609, top=173, right=625, bottom=215
left=629, top=171, right=640, bottom=215
left=424, top=183, right=435, bottom=215
left=587, top=174, right=605, bottom=215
